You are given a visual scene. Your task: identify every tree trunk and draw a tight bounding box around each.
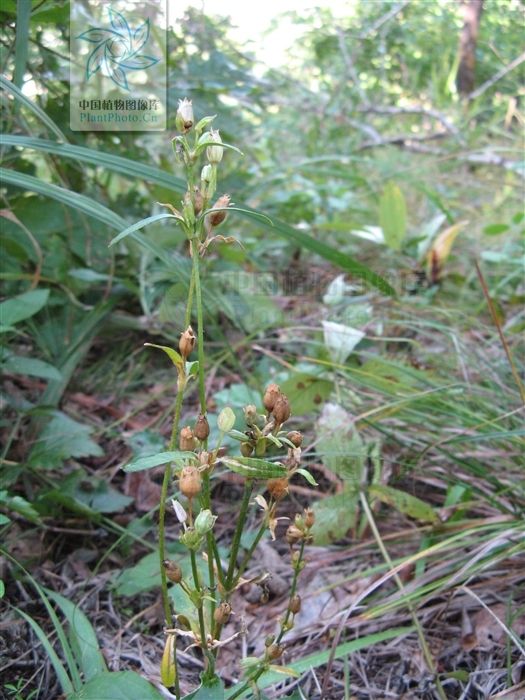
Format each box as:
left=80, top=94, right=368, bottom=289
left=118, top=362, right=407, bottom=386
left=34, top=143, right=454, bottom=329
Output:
left=456, top=0, right=484, bottom=96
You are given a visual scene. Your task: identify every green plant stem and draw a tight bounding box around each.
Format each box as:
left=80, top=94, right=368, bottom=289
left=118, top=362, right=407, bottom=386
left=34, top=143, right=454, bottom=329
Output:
left=191, top=237, right=207, bottom=414
left=201, top=473, right=217, bottom=628
left=225, top=479, right=254, bottom=591
left=359, top=492, right=447, bottom=700
left=235, top=509, right=272, bottom=581
left=190, top=549, right=209, bottom=659
left=228, top=539, right=307, bottom=700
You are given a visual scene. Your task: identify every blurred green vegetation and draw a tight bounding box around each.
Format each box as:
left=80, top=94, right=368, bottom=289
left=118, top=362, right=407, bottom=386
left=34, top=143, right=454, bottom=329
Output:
left=1, top=3, right=524, bottom=693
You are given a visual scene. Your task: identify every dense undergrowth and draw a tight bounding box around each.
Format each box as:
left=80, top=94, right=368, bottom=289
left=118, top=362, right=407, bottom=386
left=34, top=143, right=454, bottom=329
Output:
left=1, top=1, right=524, bottom=699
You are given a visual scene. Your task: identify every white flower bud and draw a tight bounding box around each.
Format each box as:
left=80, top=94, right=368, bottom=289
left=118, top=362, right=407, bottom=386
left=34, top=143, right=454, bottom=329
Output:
left=176, top=98, right=194, bottom=133
left=206, top=129, right=223, bottom=164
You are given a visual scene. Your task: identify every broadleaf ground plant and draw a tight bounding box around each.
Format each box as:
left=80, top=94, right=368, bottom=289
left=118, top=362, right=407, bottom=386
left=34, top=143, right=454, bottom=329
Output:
left=111, top=100, right=318, bottom=698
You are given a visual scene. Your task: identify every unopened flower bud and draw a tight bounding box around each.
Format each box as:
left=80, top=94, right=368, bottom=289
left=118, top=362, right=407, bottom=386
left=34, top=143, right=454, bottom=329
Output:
left=206, top=129, right=223, bottom=164
left=286, top=524, right=303, bottom=545
left=179, top=426, right=196, bottom=451
left=163, top=560, right=183, bottom=584
left=199, top=450, right=210, bottom=466
left=304, top=508, right=315, bottom=529
left=289, top=594, right=301, bottom=614
left=179, top=528, right=203, bottom=550
left=195, top=508, right=217, bottom=535
left=272, top=395, right=291, bottom=426
left=179, top=465, right=202, bottom=499
left=208, top=194, right=230, bottom=228
left=263, top=383, right=281, bottom=412
left=267, top=643, right=284, bottom=660
left=194, top=414, right=210, bottom=441
left=240, top=441, right=254, bottom=457
left=287, top=431, right=303, bottom=447
left=267, top=477, right=289, bottom=501
left=176, top=98, right=194, bottom=133
left=213, top=601, right=232, bottom=625
left=265, top=634, right=275, bottom=647
left=179, top=326, right=195, bottom=359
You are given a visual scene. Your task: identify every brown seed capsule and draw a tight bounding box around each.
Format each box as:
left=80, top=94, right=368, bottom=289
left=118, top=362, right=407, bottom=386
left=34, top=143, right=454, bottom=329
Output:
left=263, top=383, right=281, bottom=412
left=179, top=465, right=202, bottom=499
left=213, top=601, right=232, bottom=625
left=163, top=560, right=183, bottom=584
left=286, top=524, right=303, bottom=545
left=179, top=325, right=196, bottom=359
left=198, top=450, right=210, bottom=466
left=289, top=594, right=301, bottom=615
left=267, top=477, right=289, bottom=501
left=208, top=194, right=231, bottom=228
left=304, top=508, right=315, bottom=529
left=193, top=187, right=204, bottom=216
left=179, top=426, right=196, bottom=451
left=267, top=643, right=284, bottom=660
left=272, top=395, right=291, bottom=425
left=287, top=431, right=303, bottom=447
left=240, top=441, right=254, bottom=457
left=194, top=414, right=210, bottom=441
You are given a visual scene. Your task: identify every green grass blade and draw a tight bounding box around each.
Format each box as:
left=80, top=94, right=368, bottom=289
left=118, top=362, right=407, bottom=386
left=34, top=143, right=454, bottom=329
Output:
left=225, top=626, right=413, bottom=698
left=13, top=0, right=30, bottom=88
left=14, top=607, right=75, bottom=696
left=0, top=136, right=394, bottom=295
left=46, top=589, right=107, bottom=682
left=0, top=168, right=126, bottom=230
left=0, top=78, right=67, bottom=141
left=108, top=213, right=182, bottom=246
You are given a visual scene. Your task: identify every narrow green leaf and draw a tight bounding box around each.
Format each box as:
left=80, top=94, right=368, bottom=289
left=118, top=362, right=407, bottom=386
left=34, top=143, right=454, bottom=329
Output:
left=46, top=590, right=106, bottom=682
left=0, top=289, right=49, bottom=326
left=221, top=457, right=286, bottom=479
left=0, top=77, right=67, bottom=140
left=13, top=0, right=30, bottom=88
left=15, top=607, right=74, bottom=696
left=295, top=468, right=318, bottom=486
left=379, top=182, right=407, bottom=251
left=2, top=354, right=62, bottom=380
left=66, top=671, right=164, bottom=699
left=144, top=342, right=183, bottom=368
left=369, top=484, right=438, bottom=523
left=123, top=451, right=194, bottom=473
left=0, top=168, right=126, bottom=230
left=108, top=213, right=183, bottom=247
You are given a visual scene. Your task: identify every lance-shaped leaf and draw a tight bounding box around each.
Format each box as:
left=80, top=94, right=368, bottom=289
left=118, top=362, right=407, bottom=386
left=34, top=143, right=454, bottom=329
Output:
left=369, top=484, right=438, bottom=524
left=123, top=451, right=195, bottom=473
left=144, top=343, right=183, bottom=370
left=221, top=456, right=287, bottom=479
left=108, top=213, right=183, bottom=246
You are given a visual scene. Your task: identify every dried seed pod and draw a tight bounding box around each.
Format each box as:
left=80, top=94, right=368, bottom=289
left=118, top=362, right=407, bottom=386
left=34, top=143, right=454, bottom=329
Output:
left=287, top=431, right=303, bottom=447
left=194, top=414, right=210, bottom=441
left=267, top=477, right=289, bottom=501
left=289, top=594, right=301, bottom=615
left=213, top=601, right=232, bottom=625
left=267, top=643, right=284, bottom=660
left=240, top=441, right=254, bottom=457
left=272, top=395, right=291, bottom=425
left=263, top=383, right=281, bottom=412
left=163, top=560, right=183, bottom=584
left=179, top=465, right=202, bottom=499
left=304, top=508, right=315, bottom=529
left=179, top=325, right=196, bottom=359
left=179, top=426, right=196, bottom=451
left=193, top=187, right=204, bottom=216
left=243, top=404, right=258, bottom=426
left=208, top=194, right=230, bottom=228
left=286, top=524, right=303, bottom=545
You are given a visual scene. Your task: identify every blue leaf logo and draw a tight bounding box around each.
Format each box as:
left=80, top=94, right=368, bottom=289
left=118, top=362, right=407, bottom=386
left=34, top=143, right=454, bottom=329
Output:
left=77, top=9, right=159, bottom=91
